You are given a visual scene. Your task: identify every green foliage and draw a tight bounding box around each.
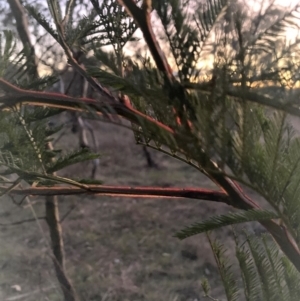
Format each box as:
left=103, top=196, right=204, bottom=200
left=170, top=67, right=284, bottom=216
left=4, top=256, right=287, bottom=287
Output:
left=0, top=32, right=101, bottom=188
left=91, top=0, right=138, bottom=49
left=153, top=0, right=228, bottom=81
left=0, top=29, right=105, bottom=226
left=25, top=5, right=59, bottom=42
left=0, top=31, right=16, bottom=77
left=46, top=148, right=101, bottom=174
left=208, top=235, right=239, bottom=301
left=175, top=209, right=278, bottom=239
left=0, top=106, right=101, bottom=187
left=3, top=0, right=300, bottom=300
left=201, top=232, right=300, bottom=301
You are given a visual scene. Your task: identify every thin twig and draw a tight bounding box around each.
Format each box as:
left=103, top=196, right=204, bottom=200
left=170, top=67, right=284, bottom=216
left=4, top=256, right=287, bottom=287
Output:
left=60, top=204, right=77, bottom=224
left=0, top=216, right=45, bottom=226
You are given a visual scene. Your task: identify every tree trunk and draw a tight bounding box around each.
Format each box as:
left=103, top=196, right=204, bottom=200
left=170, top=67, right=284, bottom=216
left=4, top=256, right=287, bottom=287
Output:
left=7, top=1, right=79, bottom=300
left=45, top=196, right=78, bottom=301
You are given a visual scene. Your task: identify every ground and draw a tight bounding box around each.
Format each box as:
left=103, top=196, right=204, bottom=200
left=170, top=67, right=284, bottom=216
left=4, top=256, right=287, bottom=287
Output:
left=0, top=116, right=262, bottom=301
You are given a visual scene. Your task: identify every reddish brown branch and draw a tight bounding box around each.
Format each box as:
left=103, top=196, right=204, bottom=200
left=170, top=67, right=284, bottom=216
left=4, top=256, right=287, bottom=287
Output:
left=0, top=78, right=175, bottom=135
left=209, top=170, right=300, bottom=272
left=8, top=181, right=300, bottom=271
left=5, top=185, right=229, bottom=202
left=117, top=0, right=194, bottom=130
left=118, top=0, right=173, bottom=79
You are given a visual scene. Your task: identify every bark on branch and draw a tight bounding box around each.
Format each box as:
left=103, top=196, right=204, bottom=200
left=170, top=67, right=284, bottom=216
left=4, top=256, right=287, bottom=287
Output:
left=5, top=185, right=229, bottom=202
left=0, top=78, right=175, bottom=135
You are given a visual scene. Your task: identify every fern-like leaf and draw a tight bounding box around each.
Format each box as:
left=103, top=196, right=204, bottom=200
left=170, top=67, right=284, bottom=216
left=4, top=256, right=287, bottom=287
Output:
left=207, top=234, right=239, bottom=301
left=46, top=148, right=101, bottom=174
left=175, top=209, right=278, bottom=239
left=26, top=5, right=59, bottom=42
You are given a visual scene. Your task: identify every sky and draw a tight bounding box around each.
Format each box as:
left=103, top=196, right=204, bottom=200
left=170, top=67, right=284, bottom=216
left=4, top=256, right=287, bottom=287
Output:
left=3, top=0, right=300, bottom=75
left=123, top=0, right=300, bottom=72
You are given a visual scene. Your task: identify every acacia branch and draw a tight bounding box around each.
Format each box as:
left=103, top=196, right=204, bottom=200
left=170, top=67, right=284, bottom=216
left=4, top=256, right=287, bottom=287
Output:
left=185, top=82, right=300, bottom=118
left=118, top=0, right=196, bottom=130
left=208, top=168, right=300, bottom=272
left=2, top=75, right=300, bottom=272
left=6, top=180, right=300, bottom=272
left=4, top=184, right=230, bottom=202
left=3, top=0, right=300, bottom=272
left=0, top=78, right=175, bottom=135
left=118, top=0, right=173, bottom=79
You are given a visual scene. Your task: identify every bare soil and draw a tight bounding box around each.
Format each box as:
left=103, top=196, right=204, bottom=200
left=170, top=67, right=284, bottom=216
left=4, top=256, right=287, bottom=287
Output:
left=0, top=117, right=262, bottom=301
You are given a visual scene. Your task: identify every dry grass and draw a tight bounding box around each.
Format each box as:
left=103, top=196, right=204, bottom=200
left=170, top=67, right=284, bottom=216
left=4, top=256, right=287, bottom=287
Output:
left=0, top=117, right=261, bottom=301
